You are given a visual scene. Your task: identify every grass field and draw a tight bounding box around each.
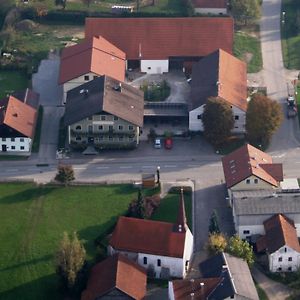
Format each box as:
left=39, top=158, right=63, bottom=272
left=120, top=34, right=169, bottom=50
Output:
left=234, top=32, right=262, bottom=73
left=0, top=183, right=137, bottom=300
left=0, top=183, right=187, bottom=299
left=0, top=70, right=29, bottom=99
left=151, top=191, right=192, bottom=228
left=281, top=0, right=300, bottom=69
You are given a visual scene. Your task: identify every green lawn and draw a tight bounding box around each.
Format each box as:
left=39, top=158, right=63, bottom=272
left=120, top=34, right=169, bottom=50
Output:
left=151, top=191, right=192, bottom=228
left=281, top=0, right=300, bottom=69
left=0, top=70, right=29, bottom=99
left=297, top=85, right=300, bottom=126
left=234, top=32, right=262, bottom=73
left=0, top=183, right=137, bottom=300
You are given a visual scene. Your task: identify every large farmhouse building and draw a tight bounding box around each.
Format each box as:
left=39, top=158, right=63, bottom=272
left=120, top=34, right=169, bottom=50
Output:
left=84, top=17, right=233, bottom=74
left=189, top=49, right=248, bottom=133
left=59, top=36, right=126, bottom=103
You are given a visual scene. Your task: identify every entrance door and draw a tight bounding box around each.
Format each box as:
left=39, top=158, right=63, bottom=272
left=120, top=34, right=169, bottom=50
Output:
left=2, top=145, right=7, bottom=152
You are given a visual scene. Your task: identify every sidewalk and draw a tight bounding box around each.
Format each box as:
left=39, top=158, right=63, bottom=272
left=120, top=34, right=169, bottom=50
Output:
left=252, top=266, right=294, bottom=300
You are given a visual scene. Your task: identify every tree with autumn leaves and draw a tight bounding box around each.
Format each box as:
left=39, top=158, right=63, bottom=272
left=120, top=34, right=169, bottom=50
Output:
left=246, top=94, right=283, bottom=148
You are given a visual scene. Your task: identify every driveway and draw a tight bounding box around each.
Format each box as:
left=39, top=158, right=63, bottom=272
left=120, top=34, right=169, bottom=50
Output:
left=260, top=0, right=300, bottom=154
left=252, top=266, right=294, bottom=300
left=193, top=179, right=234, bottom=251
left=32, top=52, right=64, bottom=163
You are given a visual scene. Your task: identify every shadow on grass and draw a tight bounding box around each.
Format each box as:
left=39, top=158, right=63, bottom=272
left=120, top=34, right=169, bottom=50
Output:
left=0, top=274, right=61, bottom=300
left=0, top=186, right=56, bottom=204
left=0, top=254, right=53, bottom=273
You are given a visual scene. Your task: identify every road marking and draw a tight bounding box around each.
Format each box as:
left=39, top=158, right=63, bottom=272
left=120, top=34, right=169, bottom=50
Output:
left=209, top=164, right=221, bottom=167
left=73, top=167, right=85, bottom=170
left=96, top=166, right=109, bottom=169
left=120, top=166, right=132, bottom=169
left=142, top=166, right=153, bottom=169
left=164, top=165, right=177, bottom=168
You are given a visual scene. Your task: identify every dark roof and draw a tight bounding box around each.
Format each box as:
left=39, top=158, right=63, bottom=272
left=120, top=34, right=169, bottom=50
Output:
left=85, top=17, right=233, bottom=60
left=171, top=278, right=222, bottom=300
left=199, top=253, right=259, bottom=300
left=64, top=76, right=144, bottom=127
left=261, top=214, right=300, bottom=253
left=81, top=254, right=147, bottom=300
left=190, top=49, right=247, bottom=112
left=192, top=0, right=227, bottom=8
left=59, top=36, right=125, bottom=84
left=222, top=144, right=283, bottom=188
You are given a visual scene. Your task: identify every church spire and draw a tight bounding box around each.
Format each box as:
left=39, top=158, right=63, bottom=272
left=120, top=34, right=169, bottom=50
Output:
left=176, top=187, right=187, bottom=233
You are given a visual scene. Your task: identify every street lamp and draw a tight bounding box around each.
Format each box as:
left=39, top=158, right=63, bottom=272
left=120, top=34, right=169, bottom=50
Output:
left=156, top=166, right=160, bottom=184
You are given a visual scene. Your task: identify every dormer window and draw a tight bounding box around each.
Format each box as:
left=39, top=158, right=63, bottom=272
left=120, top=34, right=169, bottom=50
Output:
left=75, top=125, right=82, bottom=130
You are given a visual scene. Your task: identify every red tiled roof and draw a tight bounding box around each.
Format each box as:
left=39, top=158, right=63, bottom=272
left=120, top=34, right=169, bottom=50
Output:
left=192, top=0, right=227, bottom=8
left=59, top=36, right=126, bottom=84
left=110, top=216, right=186, bottom=258
left=261, top=214, right=300, bottom=253
left=191, top=49, right=247, bottom=112
left=81, top=254, right=147, bottom=300
left=1, top=95, right=38, bottom=138
left=171, top=278, right=222, bottom=300
left=85, top=17, right=234, bottom=60
left=222, top=144, right=283, bottom=188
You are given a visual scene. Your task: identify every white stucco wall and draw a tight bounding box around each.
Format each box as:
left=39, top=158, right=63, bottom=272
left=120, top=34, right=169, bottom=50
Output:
left=189, top=104, right=246, bottom=133
left=140, top=60, right=169, bottom=74
left=194, top=7, right=227, bottom=14
left=269, top=246, right=300, bottom=272
left=182, top=228, right=194, bottom=277
left=0, top=137, right=31, bottom=152
left=63, top=72, right=97, bottom=104
left=137, top=252, right=184, bottom=278
left=231, top=175, right=275, bottom=191
left=237, top=225, right=265, bottom=240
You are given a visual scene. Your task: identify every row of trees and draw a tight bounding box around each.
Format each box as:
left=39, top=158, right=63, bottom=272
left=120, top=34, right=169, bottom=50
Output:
left=202, top=94, right=283, bottom=148
left=208, top=210, right=255, bottom=266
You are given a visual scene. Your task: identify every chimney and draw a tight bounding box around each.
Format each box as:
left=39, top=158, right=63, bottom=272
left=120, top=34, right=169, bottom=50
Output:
left=190, top=293, right=194, bottom=299
left=200, top=282, right=204, bottom=288
left=113, top=83, right=122, bottom=92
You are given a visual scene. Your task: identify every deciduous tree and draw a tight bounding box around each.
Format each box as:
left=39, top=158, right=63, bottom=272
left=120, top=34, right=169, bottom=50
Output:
left=82, top=0, right=92, bottom=7
left=206, top=233, right=227, bottom=255
left=202, top=97, right=234, bottom=146
left=231, top=0, right=261, bottom=25
left=55, top=164, right=75, bottom=186
left=56, top=232, right=86, bottom=290
left=246, top=93, right=283, bottom=148
left=227, top=235, right=255, bottom=266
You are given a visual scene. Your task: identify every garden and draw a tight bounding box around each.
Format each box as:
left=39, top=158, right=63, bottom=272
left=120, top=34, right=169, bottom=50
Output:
left=0, top=182, right=191, bottom=300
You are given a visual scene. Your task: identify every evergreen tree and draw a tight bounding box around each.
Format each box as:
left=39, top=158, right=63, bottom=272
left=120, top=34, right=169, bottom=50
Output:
left=209, top=210, right=220, bottom=234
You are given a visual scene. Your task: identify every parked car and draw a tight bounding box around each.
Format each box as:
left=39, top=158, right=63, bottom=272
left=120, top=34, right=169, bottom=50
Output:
left=154, top=138, right=162, bottom=149
left=164, top=137, right=173, bottom=149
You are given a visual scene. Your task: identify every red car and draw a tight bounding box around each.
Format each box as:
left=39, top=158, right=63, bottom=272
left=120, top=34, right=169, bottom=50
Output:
left=164, top=137, right=173, bottom=149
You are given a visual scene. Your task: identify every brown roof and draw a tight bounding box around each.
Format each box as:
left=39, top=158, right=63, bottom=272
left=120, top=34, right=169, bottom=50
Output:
left=192, top=0, right=227, bottom=8
left=85, top=17, right=234, bottom=60
left=64, top=75, right=144, bottom=127
left=59, top=36, right=126, bottom=84
left=81, top=254, right=147, bottom=300
left=110, top=216, right=187, bottom=258
left=191, top=48, right=247, bottom=112
left=260, top=214, right=300, bottom=253
left=222, top=144, right=283, bottom=188
left=171, top=278, right=222, bottom=300
left=0, top=95, right=38, bottom=138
